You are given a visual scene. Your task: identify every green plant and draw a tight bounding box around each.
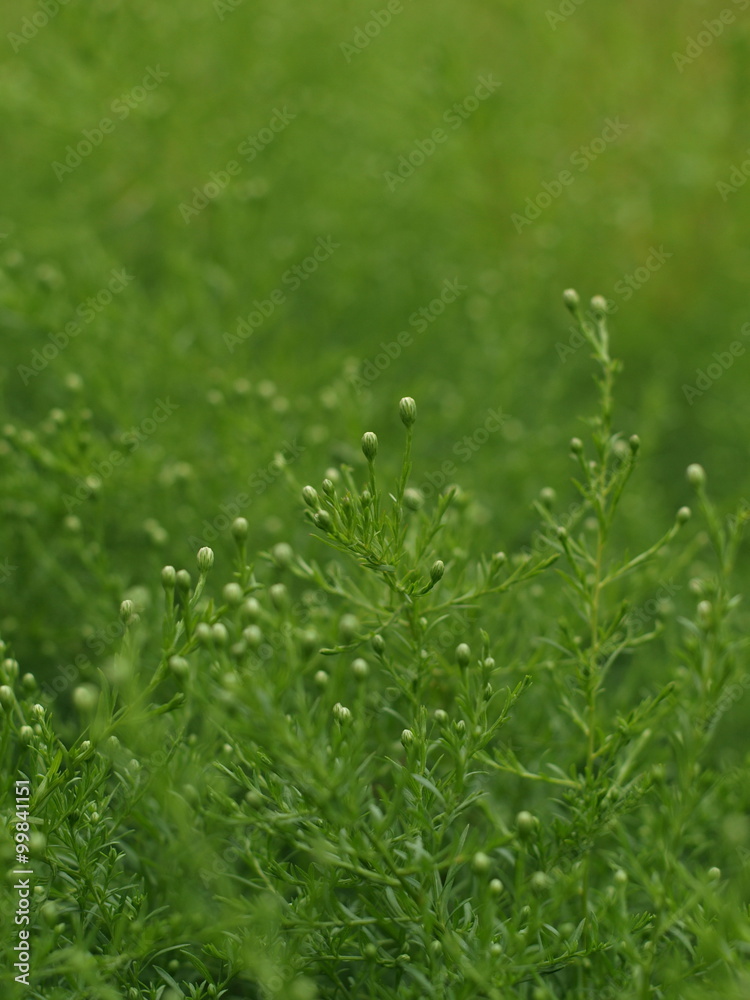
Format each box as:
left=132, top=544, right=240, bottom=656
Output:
left=2, top=292, right=749, bottom=999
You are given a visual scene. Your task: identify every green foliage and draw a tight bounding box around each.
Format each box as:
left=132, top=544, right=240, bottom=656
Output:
left=2, top=295, right=749, bottom=998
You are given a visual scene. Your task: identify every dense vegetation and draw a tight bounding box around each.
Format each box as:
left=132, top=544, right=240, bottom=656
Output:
left=2, top=2, right=750, bottom=997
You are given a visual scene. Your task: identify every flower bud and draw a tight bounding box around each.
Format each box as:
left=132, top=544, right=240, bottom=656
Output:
left=372, top=634, right=385, bottom=655
left=401, top=728, right=415, bottom=748
left=351, top=658, right=369, bottom=679
left=339, top=614, right=359, bottom=642
left=313, top=510, right=332, bottom=531
left=211, top=623, right=229, bottom=646
left=629, top=434, right=641, bottom=454
left=590, top=295, right=608, bottom=316
left=195, top=622, right=212, bottom=645
left=472, top=851, right=491, bottom=874
left=302, top=486, right=319, bottom=509
left=570, top=437, right=584, bottom=454
left=22, top=673, right=36, bottom=691
left=0, top=685, right=14, bottom=708
left=614, top=868, right=628, bottom=885
left=197, top=547, right=214, bottom=573
left=430, top=560, right=445, bottom=584
left=73, top=685, right=98, bottom=712
left=169, top=655, right=189, bottom=677
left=333, top=702, right=352, bottom=724
left=19, top=725, right=34, bottom=744
left=540, top=487, right=556, bottom=509
left=456, top=643, right=471, bottom=667
left=489, top=878, right=504, bottom=896
left=697, top=600, right=713, bottom=627
left=176, top=569, right=192, bottom=591
left=242, top=597, right=260, bottom=621
left=269, top=583, right=288, bottom=610
left=243, top=625, right=263, bottom=648
left=361, top=432, right=378, bottom=461
left=434, top=709, right=448, bottom=725
left=562, top=288, right=580, bottom=312
left=399, top=397, right=417, bottom=428
left=161, top=565, right=176, bottom=589
left=516, top=810, right=537, bottom=837
left=403, top=488, right=424, bottom=511
left=231, top=517, right=249, bottom=542
left=687, top=464, right=706, bottom=488
left=530, top=870, right=550, bottom=892
left=491, top=551, right=507, bottom=568
left=321, top=478, right=335, bottom=497
left=272, top=542, right=293, bottom=568
left=314, top=669, right=328, bottom=687
left=119, top=599, right=135, bottom=623
left=676, top=506, right=691, bottom=525
left=708, top=866, right=721, bottom=880
left=223, top=582, right=243, bottom=606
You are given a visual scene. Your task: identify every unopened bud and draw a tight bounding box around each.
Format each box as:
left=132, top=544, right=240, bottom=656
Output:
left=302, top=486, right=319, bottom=509
left=161, top=565, right=176, bottom=589
left=197, top=547, right=214, bottom=573
left=119, top=599, right=135, bottom=623
left=372, top=634, right=385, bottom=655
left=399, top=396, right=417, bottom=428
left=472, top=851, right=491, bottom=874
left=403, top=488, right=424, bottom=511
left=676, top=506, right=691, bottom=525
left=313, top=510, right=332, bottom=531
left=516, top=810, right=537, bottom=837
left=629, top=434, right=640, bottom=454
left=687, top=464, right=706, bottom=489
left=456, top=643, right=471, bottom=667
left=176, top=569, right=191, bottom=591
left=430, top=560, right=445, bottom=584
left=570, top=437, right=584, bottom=454
left=562, top=288, right=580, bottom=312
left=333, top=702, right=352, bottom=724
left=351, top=658, right=369, bottom=679
left=269, top=583, right=288, bottom=610
left=223, top=582, right=243, bottom=606
left=401, top=728, right=415, bottom=747
left=361, top=432, right=378, bottom=461
left=590, top=295, right=608, bottom=316
left=232, top=517, right=249, bottom=542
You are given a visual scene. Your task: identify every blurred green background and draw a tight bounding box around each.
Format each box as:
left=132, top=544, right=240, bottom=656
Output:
left=1, top=0, right=749, bottom=677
